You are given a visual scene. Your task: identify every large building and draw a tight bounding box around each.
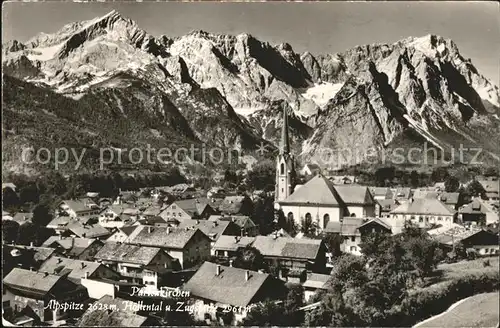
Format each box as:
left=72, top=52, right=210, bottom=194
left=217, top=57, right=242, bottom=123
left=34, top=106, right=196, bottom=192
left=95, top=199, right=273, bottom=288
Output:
left=276, top=174, right=376, bottom=231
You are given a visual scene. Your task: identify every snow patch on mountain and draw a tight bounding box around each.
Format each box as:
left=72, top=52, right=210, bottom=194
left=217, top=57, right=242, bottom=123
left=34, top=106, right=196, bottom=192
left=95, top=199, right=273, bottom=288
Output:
left=302, top=82, right=343, bottom=108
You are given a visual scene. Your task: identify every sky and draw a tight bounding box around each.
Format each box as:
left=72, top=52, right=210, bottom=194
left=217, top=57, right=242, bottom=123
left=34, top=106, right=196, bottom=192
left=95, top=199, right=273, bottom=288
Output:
left=3, top=1, right=499, bottom=84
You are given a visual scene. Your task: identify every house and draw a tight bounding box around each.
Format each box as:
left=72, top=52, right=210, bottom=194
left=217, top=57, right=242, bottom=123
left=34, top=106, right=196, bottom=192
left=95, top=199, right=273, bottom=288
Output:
left=219, top=195, right=254, bottom=216
left=174, top=219, right=241, bottom=253
left=98, top=205, right=138, bottom=228
left=428, top=225, right=499, bottom=256
left=183, top=262, right=286, bottom=325
left=2, top=182, right=17, bottom=192
left=433, top=182, right=446, bottom=192
left=66, top=221, right=111, bottom=239
left=459, top=199, right=499, bottom=226
left=159, top=198, right=216, bottom=222
left=10, top=212, right=34, bottom=226
left=38, top=256, right=120, bottom=284
left=127, top=226, right=211, bottom=269
left=57, top=198, right=100, bottom=219
left=3, top=268, right=88, bottom=323
left=389, top=198, right=456, bottom=228
left=376, top=199, right=400, bottom=218
left=42, top=236, right=104, bottom=261
left=477, top=179, right=499, bottom=201
left=207, top=187, right=226, bottom=199
left=212, top=236, right=256, bottom=259
left=439, top=192, right=461, bottom=210
left=46, top=215, right=75, bottom=234
left=107, top=226, right=142, bottom=243
left=141, top=205, right=164, bottom=219
left=324, top=217, right=392, bottom=256
left=369, top=187, right=393, bottom=200
left=302, top=273, right=330, bottom=302
left=328, top=175, right=357, bottom=185
left=391, top=187, right=412, bottom=202
left=78, top=295, right=157, bottom=327
left=3, top=244, right=57, bottom=272
left=412, top=189, right=439, bottom=200
left=94, top=242, right=178, bottom=289
left=252, top=235, right=327, bottom=276
left=208, top=215, right=259, bottom=237
left=300, top=163, right=321, bottom=177
left=277, top=175, right=376, bottom=232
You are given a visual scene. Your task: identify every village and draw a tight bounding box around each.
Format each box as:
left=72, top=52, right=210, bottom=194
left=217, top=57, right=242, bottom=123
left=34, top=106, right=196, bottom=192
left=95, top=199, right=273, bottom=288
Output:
left=2, top=109, right=499, bottom=327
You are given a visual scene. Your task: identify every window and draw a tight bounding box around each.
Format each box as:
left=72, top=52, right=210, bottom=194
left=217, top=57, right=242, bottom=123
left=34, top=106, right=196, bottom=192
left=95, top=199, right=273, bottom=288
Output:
left=172, top=205, right=176, bottom=209
left=280, top=163, right=285, bottom=175
left=438, top=217, right=442, bottom=221
left=351, top=236, right=355, bottom=242
left=350, top=246, right=356, bottom=252
left=419, top=217, right=423, bottom=223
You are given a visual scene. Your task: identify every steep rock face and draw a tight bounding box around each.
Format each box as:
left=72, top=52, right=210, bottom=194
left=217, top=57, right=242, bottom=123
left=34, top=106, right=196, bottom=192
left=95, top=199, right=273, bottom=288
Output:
left=2, top=11, right=500, bottom=173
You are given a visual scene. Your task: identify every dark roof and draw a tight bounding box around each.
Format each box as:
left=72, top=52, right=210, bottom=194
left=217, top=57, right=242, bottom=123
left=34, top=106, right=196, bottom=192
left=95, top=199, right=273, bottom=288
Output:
left=325, top=218, right=365, bottom=236
left=60, top=198, right=99, bottom=213
left=38, top=257, right=104, bottom=282
left=67, top=221, right=110, bottom=238
left=335, top=185, right=375, bottom=205
left=170, top=198, right=213, bottom=217
left=219, top=196, right=249, bottom=215
left=94, top=242, right=164, bottom=266
left=129, top=226, right=206, bottom=249
left=176, top=219, right=234, bottom=241
left=183, top=262, right=271, bottom=307
left=390, top=198, right=455, bottom=216
left=42, top=236, right=102, bottom=257
left=11, top=212, right=34, bottom=225
left=213, top=236, right=256, bottom=251
left=280, top=175, right=343, bottom=205
left=439, top=192, right=460, bottom=205
left=3, top=268, right=63, bottom=297
left=460, top=199, right=489, bottom=214
left=5, top=245, right=56, bottom=263
left=209, top=215, right=257, bottom=230
left=252, top=236, right=322, bottom=260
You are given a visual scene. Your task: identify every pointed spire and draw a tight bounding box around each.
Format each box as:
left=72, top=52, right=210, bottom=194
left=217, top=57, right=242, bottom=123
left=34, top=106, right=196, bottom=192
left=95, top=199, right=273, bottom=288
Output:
left=280, top=106, right=290, bottom=155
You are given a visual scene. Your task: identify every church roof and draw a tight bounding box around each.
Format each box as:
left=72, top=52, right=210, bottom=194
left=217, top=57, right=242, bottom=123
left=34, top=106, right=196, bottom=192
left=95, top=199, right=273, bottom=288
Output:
left=279, top=175, right=343, bottom=206
left=335, top=185, right=375, bottom=205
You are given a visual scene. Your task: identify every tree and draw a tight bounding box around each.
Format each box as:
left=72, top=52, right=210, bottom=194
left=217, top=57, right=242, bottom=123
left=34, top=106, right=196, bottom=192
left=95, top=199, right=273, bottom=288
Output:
left=246, top=159, right=276, bottom=191
left=431, top=167, right=450, bottom=182
left=466, top=180, right=486, bottom=198
left=284, top=283, right=305, bottom=325
left=3, top=220, right=19, bottom=244
left=241, top=300, right=287, bottom=326
left=232, top=246, right=265, bottom=271
left=444, top=176, right=460, bottom=192
left=2, top=187, right=20, bottom=210
left=32, top=204, right=52, bottom=226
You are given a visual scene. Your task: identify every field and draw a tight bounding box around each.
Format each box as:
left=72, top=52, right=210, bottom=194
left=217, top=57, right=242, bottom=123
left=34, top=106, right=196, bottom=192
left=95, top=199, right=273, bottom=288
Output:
left=417, top=256, right=500, bottom=292
left=415, top=292, right=499, bottom=328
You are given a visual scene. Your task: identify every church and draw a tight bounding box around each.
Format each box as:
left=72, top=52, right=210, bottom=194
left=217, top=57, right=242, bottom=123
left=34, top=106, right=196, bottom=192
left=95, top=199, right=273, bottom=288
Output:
left=274, top=108, right=376, bottom=231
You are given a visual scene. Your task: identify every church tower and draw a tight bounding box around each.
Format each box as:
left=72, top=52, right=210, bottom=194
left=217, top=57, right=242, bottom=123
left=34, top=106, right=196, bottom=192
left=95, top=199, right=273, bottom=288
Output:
left=275, top=106, right=295, bottom=202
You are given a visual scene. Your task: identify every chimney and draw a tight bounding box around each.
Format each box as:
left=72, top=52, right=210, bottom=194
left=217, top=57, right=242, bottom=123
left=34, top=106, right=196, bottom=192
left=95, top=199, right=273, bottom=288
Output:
left=30, top=242, right=34, bottom=247
left=196, top=220, right=200, bottom=225
left=148, top=226, right=152, bottom=233
left=81, top=262, right=86, bottom=269
left=84, top=271, right=89, bottom=279
left=59, top=234, right=63, bottom=240
left=229, top=260, right=233, bottom=267
left=166, top=227, right=171, bottom=234
left=57, top=258, right=63, bottom=264
left=234, top=236, right=239, bottom=243
left=245, top=270, right=250, bottom=281
left=216, top=265, right=221, bottom=276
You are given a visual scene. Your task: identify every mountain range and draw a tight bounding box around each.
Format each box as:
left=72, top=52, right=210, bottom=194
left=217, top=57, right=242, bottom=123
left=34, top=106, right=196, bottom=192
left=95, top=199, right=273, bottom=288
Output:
left=3, top=10, right=500, bottom=175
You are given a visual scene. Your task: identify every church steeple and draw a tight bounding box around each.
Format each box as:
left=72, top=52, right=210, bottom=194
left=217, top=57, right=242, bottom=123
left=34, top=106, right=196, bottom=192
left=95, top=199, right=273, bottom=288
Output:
left=279, top=107, right=290, bottom=156
left=275, top=106, right=295, bottom=203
